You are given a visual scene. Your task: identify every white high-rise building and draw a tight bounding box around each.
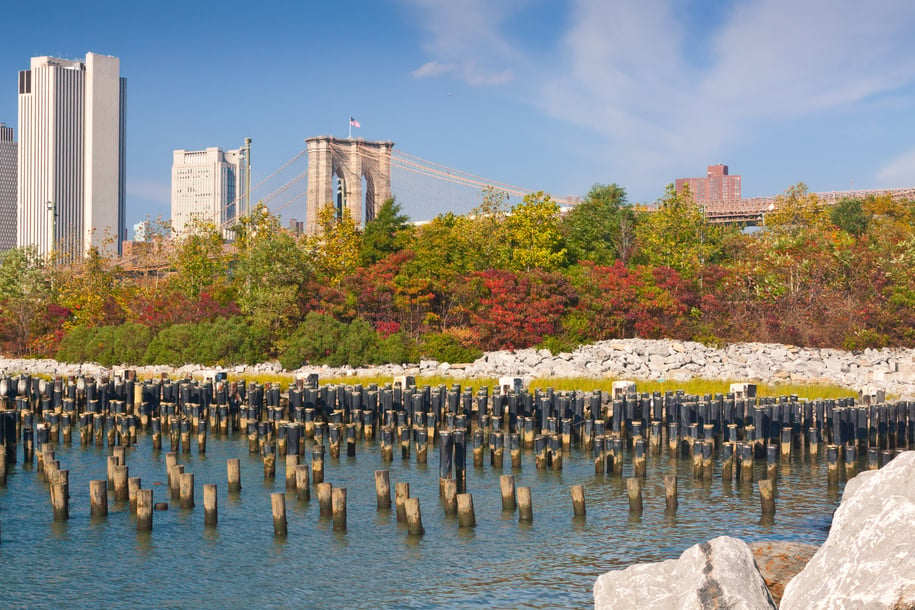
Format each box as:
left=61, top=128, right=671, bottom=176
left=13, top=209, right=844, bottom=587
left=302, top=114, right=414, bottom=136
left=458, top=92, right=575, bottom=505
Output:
left=0, top=124, right=15, bottom=252
left=17, top=53, right=126, bottom=258
left=171, top=147, right=246, bottom=235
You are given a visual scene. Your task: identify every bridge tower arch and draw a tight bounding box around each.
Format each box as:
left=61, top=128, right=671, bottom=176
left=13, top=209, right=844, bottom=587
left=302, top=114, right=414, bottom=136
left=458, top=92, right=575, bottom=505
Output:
left=305, top=136, right=394, bottom=235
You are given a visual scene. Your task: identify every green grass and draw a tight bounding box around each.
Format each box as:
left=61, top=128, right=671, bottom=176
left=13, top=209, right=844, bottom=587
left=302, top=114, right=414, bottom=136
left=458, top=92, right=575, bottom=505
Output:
left=202, top=372, right=857, bottom=400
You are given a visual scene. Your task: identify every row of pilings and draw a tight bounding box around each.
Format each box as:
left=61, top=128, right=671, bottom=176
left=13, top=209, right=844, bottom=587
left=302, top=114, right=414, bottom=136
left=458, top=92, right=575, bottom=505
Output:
left=0, top=373, right=911, bottom=535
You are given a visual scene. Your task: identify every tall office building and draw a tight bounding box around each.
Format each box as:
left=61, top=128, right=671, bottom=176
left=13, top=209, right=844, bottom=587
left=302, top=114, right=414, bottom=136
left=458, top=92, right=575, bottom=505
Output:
left=17, top=53, right=126, bottom=257
left=675, top=164, right=741, bottom=204
left=171, top=147, right=246, bottom=235
left=0, top=124, right=15, bottom=252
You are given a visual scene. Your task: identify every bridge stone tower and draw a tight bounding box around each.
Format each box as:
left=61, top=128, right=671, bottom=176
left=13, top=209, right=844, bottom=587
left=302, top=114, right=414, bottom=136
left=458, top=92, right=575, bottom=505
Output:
left=305, top=136, right=394, bottom=235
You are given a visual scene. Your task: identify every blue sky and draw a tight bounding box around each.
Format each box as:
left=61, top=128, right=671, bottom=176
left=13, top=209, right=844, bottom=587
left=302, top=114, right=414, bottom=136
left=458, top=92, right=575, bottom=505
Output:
left=2, top=0, right=915, bottom=231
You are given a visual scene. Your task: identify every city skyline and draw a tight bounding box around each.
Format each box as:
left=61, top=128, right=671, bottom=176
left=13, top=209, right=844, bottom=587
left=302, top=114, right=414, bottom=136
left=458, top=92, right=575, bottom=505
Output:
left=1, top=1, right=914, bottom=236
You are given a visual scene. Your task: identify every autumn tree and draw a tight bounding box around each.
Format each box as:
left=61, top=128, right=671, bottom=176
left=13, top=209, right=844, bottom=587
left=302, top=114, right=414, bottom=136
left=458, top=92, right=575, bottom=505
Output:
left=503, top=191, right=567, bottom=271
left=308, top=203, right=362, bottom=285
left=0, top=247, right=55, bottom=355
left=168, top=218, right=232, bottom=300
left=360, top=197, right=411, bottom=266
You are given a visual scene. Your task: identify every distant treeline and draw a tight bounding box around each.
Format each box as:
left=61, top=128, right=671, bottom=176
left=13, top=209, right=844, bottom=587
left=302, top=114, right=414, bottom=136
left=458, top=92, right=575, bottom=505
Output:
left=2, top=182, right=913, bottom=367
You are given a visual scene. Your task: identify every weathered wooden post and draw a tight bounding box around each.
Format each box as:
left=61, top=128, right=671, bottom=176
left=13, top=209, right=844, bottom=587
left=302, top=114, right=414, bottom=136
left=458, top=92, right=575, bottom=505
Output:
left=442, top=478, right=458, bottom=516
left=169, top=465, right=184, bottom=499
left=90, top=479, right=108, bottom=517
left=500, top=474, right=516, bottom=511
left=395, top=481, right=409, bottom=522
left=137, top=488, right=153, bottom=531
left=626, top=477, right=643, bottom=515
left=128, top=477, right=141, bottom=512
left=827, top=444, right=840, bottom=482
left=844, top=444, right=857, bottom=479
left=227, top=458, right=241, bottom=492
left=317, top=482, right=333, bottom=517
left=375, top=470, right=391, bottom=509
left=721, top=442, right=735, bottom=481
left=312, top=444, right=325, bottom=484
left=510, top=432, right=521, bottom=469
left=457, top=493, right=476, bottom=528
left=203, top=484, right=217, bottom=525
left=107, top=455, right=119, bottom=490
left=517, top=486, right=533, bottom=522
left=285, top=454, right=299, bottom=490
left=272, top=492, right=287, bottom=537
left=50, top=482, right=68, bottom=521
left=570, top=485, right=586, bottom=517
left=180, top=472, right=195, bottom=509
left=766, top=444, right=779, bottom=481
left=758, top=479, right=775, bottom=516
left=664, top=475, right=678, bottom=513
left=263, top=443, right=276, bottom=479
left=114, top=465, right=129, bottom=502
left=405, top=497, right=424, bottom=536
left=332, top=487, right=347, bottom=531
left=633, top=438, right=646, bottom=477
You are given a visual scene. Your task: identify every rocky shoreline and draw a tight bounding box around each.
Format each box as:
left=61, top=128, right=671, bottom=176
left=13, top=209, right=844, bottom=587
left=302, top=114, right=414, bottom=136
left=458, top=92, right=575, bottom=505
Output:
left=594, top=450, right=915, bottom=609
left=3, top=338, right=915, bottom=398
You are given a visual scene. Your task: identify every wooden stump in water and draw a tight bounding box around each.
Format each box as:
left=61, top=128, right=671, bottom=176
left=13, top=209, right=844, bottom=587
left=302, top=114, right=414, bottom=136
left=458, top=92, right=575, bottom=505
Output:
left=375, top=470, right=391, bottom=509
left=227, top=458, right=241, bottom=492
left=128, top=477, right=141, bottom=512
left=137, top=489, right=153, bottom=531
left=517, top=486, right=533, bottom=522
left=395, top=482, right=409, bottom=522
left=332, top=487, right=347, bottom=531
left=295, top=465, right=310, bottom=501
left=664, top=475, right=678, bottom=514
left=271, top=492, right=287, bottom=537
left=90, top=480, right=108, bottom=517
left=317, top=482, right=333, bottom=517
left=285, top=454, right=299, bottom=490
left=457, top=493, right=475, bottom=528
left=442, top=478, right=457, bottom=516
left=626, top=478, right=643, bottom=515
left=113, top=465, right=129, bottom=502
left=405, top=497, right=424, bottom=536
left=204, top=484, right=217, bottom=526
left=570, top=485, right=586, bottom=517
left=500, top=475, right=516, bottom=511
left=50, top=482, right=68, bottom=521
left=758, top=479, right=775, bottom=516
left=180, top=472, right=195, bottom=509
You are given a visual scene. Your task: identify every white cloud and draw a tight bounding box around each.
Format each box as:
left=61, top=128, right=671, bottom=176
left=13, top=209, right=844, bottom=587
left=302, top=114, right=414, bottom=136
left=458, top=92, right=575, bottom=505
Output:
left=876, top=148, right=915, bottom=188
left=402, top=0, right=915, bottom=197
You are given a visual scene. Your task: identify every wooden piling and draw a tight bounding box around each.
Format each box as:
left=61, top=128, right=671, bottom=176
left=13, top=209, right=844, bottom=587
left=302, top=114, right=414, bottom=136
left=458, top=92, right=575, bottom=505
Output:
left=271, top=492, right=287, bottom=537
left=500, top=474, right=516, bottom=511
left=722, top=442, right=735, bottom=481
left=405, top=497, right=424, bottom=535
left=227, top=458, right=241, bottom=492
left=570, top=485, right=586, bottom=517
left=395, top=481, right=409, bottom=522
left=311, top=445, right=325, bottom=484
left=332, top=487, right=347, bottom=531
left=457, top=493, right=475, bottom=527
left=844, top=444, right=857, bottom=479
left=517, top=486, right=533, bottom=522
left=780, top=426, right=792, bottom=459
left=50, top=482, right=68, bottom=521
left=633, top=438, right=646, bottom=477
left=263, top=445, right=276, bottom=479
left=180, top=472, right=195, bottom=508
left=169, top=465, right=184, bottom=499
left=204, top=484, right=217, bottom=525
left=442, top=478, right=457, bottom=516
left=107, top=455, right=119, bottom=490
left=375, top=470, right=391, bottom=509
left=285, top=454, right=299, bottom=490
left=90, top=479, right=108, bottom=517
left=626, top=477, right=643, bottom=515
left=114, top=465, right=129, bottom=502
left=128, top=477, right=141, bottom=512
left=317, top=482, right=333, bottom=517
left=766, top=444, right=778, bottom=481
left=664, top=475, right=678, bottom=513
left=137, top=488, right=153, bottom=531
left=827, top=444, right=840, bottom=481
left=758, top=479, right=775, bottom=515
left=295, top=464, right=310, bottom=501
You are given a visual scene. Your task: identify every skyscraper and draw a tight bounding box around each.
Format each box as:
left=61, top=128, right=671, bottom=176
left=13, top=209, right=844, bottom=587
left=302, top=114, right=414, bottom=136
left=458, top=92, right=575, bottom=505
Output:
left=17, top=53, right=126, bottom=257
left=0, top=124, right=15, bottom=252
left=171, top=147, right=246, bottom=235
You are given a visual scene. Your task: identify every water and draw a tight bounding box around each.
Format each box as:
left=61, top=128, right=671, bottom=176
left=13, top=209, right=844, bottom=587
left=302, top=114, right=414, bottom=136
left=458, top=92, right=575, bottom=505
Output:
left=0, top=434, right=842, bottom=609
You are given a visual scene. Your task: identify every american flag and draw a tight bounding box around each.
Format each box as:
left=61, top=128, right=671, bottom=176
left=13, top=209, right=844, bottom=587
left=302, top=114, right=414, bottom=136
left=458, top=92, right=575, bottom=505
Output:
left=349, top=117, right=361, bottom=128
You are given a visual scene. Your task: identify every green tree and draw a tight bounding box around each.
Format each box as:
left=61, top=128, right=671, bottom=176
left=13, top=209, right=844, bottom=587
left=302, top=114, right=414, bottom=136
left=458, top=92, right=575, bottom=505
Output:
left=360, top=197, right=411, bottom=265
left=231, top=204, right=312, bottom=344
left=169, top=218, right=231, bottom=299
left=764, top=183, right=831, bottom=234
left=562, top=183, right=637, bottom=265
left=308, top=203, right=362, bottom=285
left=634, top=184, right=727, bottom=277
left=831, top=198, right=869, bottom=236
left=0, top=247, right=53, bottom=355
left=503, top=191, right=567, bottom=271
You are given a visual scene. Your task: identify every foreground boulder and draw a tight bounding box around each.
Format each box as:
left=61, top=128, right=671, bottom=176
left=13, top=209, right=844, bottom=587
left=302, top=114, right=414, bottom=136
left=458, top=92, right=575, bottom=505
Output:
left=781, top=450, right=915, bottom=610
left=593, top=535, right=775, bottom=609
left=750, top=541, right=818, bottom=606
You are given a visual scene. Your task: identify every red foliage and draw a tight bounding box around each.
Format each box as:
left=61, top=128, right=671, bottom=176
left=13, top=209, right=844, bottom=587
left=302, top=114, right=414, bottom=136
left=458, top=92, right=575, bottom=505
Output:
left=131, top=291, right=240, bottom=329
left=469, top=269, right=576, bottom=350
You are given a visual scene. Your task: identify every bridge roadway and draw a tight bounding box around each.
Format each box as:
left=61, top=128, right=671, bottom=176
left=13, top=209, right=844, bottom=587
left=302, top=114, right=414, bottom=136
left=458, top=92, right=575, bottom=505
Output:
left=702, top=187, right=915, bottom=223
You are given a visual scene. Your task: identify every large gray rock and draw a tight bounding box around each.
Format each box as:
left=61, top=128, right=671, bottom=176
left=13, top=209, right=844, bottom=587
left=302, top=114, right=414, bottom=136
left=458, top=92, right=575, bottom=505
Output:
left=593, top=535, right=775, bottom=610
left=781, top=450, right=915, bottom=610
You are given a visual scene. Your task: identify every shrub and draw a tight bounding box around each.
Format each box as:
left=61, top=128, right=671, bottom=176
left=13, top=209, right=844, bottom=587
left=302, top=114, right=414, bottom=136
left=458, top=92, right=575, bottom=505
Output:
left=419, top=331, right=482, bottom=363
left=57, top=323, right=154, bottom=366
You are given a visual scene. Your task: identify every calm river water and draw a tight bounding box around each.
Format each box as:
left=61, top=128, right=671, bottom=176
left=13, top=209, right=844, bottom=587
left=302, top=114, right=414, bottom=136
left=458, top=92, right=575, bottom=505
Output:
left=0, top=432, right=842, bottom=609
